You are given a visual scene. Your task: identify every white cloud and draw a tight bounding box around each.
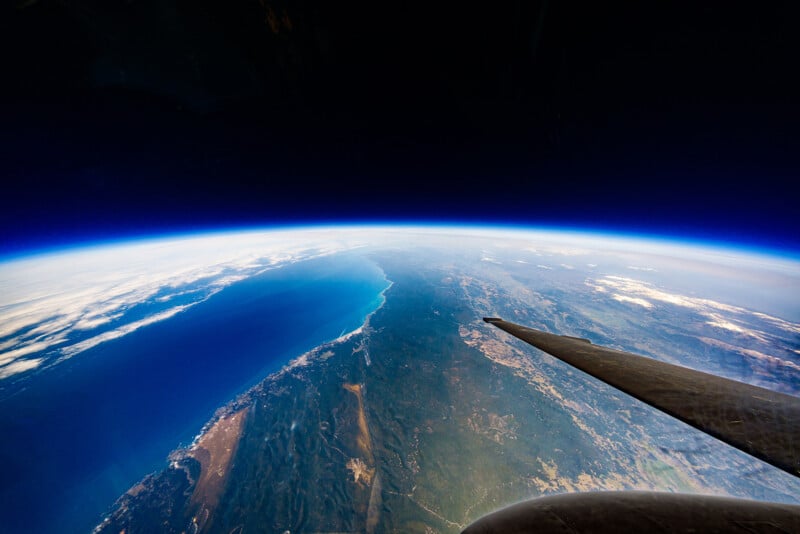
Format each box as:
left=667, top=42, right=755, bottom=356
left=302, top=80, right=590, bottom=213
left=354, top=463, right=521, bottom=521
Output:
left=752, top=312, right=800, bottom=334
left=0, top=358, right=45, bottom=379
left=590, top=275, right=797, bottom=344
left=699, top=337, right=800, bottom=372
left=612, top=294, right=653, bottom=309
left=73, top=314, right=118, bottom=331
left=58, top=304, right=196, bottom=359
left=596, top=276, right=715, bottom=310
left=703, top=314, right=769, bottom=342
left=0, top=229, right=366, bottom=379
left=0, top=342, right=52, bottom=366
left=537, top=265, right=553, bottom=270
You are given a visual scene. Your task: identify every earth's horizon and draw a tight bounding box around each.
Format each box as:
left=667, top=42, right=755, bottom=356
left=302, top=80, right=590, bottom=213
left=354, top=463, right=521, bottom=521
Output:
left=1, top=225, right=798, bottom=533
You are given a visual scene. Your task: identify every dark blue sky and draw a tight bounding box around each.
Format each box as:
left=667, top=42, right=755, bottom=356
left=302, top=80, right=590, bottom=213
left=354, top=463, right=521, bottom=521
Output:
left=1, top=1, right=798, bottom=255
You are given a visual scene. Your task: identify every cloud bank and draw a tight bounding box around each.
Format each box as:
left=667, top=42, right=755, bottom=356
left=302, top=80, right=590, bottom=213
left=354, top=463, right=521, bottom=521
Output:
left=0, top=229, right=363, bottom=379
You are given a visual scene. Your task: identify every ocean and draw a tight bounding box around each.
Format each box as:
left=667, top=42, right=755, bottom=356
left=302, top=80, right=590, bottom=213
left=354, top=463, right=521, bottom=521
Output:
left=0, top=253, right=389, bottom=534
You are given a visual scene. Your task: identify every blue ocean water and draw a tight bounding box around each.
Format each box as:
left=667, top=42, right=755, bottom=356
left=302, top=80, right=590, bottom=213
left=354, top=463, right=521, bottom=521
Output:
left=0, top=253, right=388, bottom=534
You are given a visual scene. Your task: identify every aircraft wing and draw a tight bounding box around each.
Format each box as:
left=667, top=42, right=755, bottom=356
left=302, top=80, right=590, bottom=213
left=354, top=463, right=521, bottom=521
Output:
left=482, top=317, right=800, bottom=477
left=463, top=491, right=800, bottom=533
left=463, top=318, right=800, bottom=533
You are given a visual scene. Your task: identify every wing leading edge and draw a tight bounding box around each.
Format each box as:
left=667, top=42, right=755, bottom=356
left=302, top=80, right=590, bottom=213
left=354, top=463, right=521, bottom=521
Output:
left=482, top=317, right=800, bottom=478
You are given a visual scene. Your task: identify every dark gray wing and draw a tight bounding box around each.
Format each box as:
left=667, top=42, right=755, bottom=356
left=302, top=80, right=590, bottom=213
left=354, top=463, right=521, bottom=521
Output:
left=483, top=317, right=800, bottom=478
left=463, top=491, right=800, bottom=533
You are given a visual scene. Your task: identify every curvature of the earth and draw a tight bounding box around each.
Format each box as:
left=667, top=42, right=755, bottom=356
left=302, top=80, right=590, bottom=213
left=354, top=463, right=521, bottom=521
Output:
left=1, top=227, right=799, bottom=533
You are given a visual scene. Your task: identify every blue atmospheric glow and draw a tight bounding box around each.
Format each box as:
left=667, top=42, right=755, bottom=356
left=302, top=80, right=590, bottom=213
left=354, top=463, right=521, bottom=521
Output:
left=2, top=219, right=799, bottom=264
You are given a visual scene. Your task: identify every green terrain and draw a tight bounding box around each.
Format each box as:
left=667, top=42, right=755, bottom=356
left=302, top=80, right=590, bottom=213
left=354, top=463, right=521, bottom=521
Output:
left=98, top=249, right=800, bottom=533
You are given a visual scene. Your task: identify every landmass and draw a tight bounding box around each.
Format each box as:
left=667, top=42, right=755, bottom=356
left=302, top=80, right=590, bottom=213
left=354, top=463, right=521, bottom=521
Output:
left=97, top=252, right=800, bottom=533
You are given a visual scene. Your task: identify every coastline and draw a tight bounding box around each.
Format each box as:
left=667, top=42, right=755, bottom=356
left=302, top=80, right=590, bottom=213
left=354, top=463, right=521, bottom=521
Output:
left=184, top=272, right=393, bottom=451
left=98, top=266, right=394, bottom=529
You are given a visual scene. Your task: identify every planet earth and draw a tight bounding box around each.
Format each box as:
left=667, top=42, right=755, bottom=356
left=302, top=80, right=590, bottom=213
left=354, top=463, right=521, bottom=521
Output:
left=1, top=226, right=799, bottom=533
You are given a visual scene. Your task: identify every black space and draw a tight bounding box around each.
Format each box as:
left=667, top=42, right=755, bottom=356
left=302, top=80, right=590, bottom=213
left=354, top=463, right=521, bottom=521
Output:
left=1, top=1, right=799, bottom=253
